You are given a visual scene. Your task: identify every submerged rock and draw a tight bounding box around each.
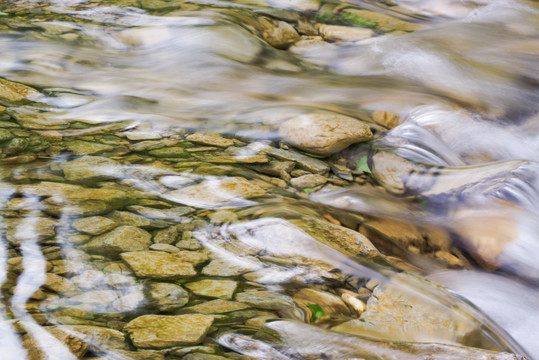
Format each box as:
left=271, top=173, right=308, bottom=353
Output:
left=72, top=216, right=117, bottom=235
left=146, top=282, right=189, bottom=311
left=279, top=113, right=372, bottom=156
left=81, top=226, right=152, bottom=259
left=318, top=24, right=374, bottom=42
left=61, top=156, right=121, bottom=182
left=0, top=78, right=40, bottom=102
left=185, top=279, right=238, bottom=300
left=125, top=314, right=214, bottom=349
left=164, top=177, right=266, bottom=208
left=120, top=251, right=197, bottom=278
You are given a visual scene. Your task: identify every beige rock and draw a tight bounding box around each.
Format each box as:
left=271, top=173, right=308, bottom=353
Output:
left=279, top=113, right=372, bottom=156
left=201, top=258, right=263, bottom=277
left=0, top=78, right=40, bottom=101
left=372, top=110, right=400, bottom=129
left=43, top=273, right=79, bottom=295
left=183, top=299, right=250, bottom=314
left=147, top=282, right=189, bottom=311
left=56, top=325, right=128, bottom=350
left=293, top=288, right=351, bottom=317
left=319, top=24, right=374, bottom=42
left=125, top=314, right=214, bottom=349
left=64, top=140, right=114, bottom=155
left=370, top=152, right=415, bottom=194
left=61, top=156, right=120, bottom=182
left=186, top=133, right=234, bottom=147
left=359, top=217, right=424, bottom=249
left=149, top=243, right=179, bottom=253
left=5, top=217, right=57, bottom=246
left=341, top=293, right=366, bottom=315
left=81, top=226, right=152, bottom=259
left=290, top=174, right=327, bottom=189
left=164, top=177, right=265, bottom=208
left=261, top=20, right=300, bottom=49
left=185, top=279, right=238, bottom=300
left=121, top=251, right=197, bottom=278
left=343, top=9, right=421, bottom=32
left=72, top=216, right=117, bottom=235
left=22, top=327, right=87, bottom=360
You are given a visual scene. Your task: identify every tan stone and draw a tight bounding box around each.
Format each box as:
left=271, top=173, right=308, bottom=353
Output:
left=72, top=216, right=117, bottom=235
left=279, top=113, right=372, bottom=156
left=164, top=177, right=265, bottom=208
left=183, top=299, right=250, bottom=314
left=22, top=327, right=87, bottom=360
left=121, top=251, right=197, bottom=278
left=81, top=226, right=152, bottom=259
left=372, top=110, right=400, bottom=129
left=5, top=217, right=57, bottom=246
left=293, top=288, right=351, bottom=317
left=359, top=217, right=424, bottom=249
left=0, top=78, right=40, bottom=101
left=185, top=279, right=237, bottom=300
left=261, top=19, right=300, bottom=49
left=319, top=24, right=374, bottom=42
left=125, top=314, right=214, bottom=349
left=186, top=132, right=234, bottom=147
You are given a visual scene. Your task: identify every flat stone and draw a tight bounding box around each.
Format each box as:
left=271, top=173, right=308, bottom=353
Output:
left=12, top=112, right=70, bottom=130
left=56, top=325, right=128, bottom=350
left=164, top=177, right=265, bottom=209
left=109, top=211, right=152, bottom=227
left=121, top=251, right=197, bottom=278
left=65, top=140, right=114, bottom=155
left=186, top=133, right=234, bottom=147
left=372, top=110, right=400, bottom=129
left=261, top=19, right=300, bottom=49
left=235, top=291, right=296, bottom=312
left=22, top=327, right=88, bottom=360
left=279, top=113, right=372, bottom=156
left=343, top=9, right=421, bottom=32
left=146, top=282, right=189, bottom=311
left=0, top=128, right=13, bottom=142
left=72, top=216, right=117, bottom=235
left=20, top=182, right=131, bottom=216
left=184, top=279, right=238, bottom=300
left=71, top=270, right=106, bottom=289
left=125, top=314, right=214, bottom=349
left=149, top=147, right=189, bottom=158
left=149, top=243, right=179, bottom=253
left=153, top=225, right=181, bottom=245
left=61, top=156, right=121, bottom=182
left=291, top=217, right=379, bottom=258
left=201, top=258, right=263, bottom=277
left=5, top=217, right=57, bottom=246
left=43, top=273, right=79, bottom=295
left=290, top=174, right=327, bottom=189
left=319, top=24, right=374, bottom=42
left=125, top=131, right=163, bottom=140
left=331, top=275, right=479, bottom=344
left=183, top=299, right=250, bottom=314
left=262, top=145, right=329, bottom=173
left=81, top=226, right=152, bottom=259
left=359, top=217, right=424, bottom=249
left=0, top=78, right=40, bottom=101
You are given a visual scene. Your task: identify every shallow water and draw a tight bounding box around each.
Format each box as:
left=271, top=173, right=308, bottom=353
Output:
left=0, top=0, right=538, bottom=359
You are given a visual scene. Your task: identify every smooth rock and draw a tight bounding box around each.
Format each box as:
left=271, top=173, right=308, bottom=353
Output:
left=56, top=325, right=128, bottom=350
left=81, top=226, right=152, bottom=259
left=185, top=279, right=238, bottom=300
left=261, top=19, right=300, bottom=49
left=120, top=251, right=197, bottom=278
left=72, top=216, right=117, bottom=235
left=359, top=217, right=424, bottom=249
left=372, top=110, right=400, bottom=129
left=293, top=288, right=351, bottom=317
left=149, top=147, right=188, bottom=158
left=5, top=217, right=57, bottom=246
left=290, top=174, right=327, bottom=189
left=164, top=177, right=265, bottom=208
left=279, top=113, right=372, bottom=156
left=65, top=140, right=114, bottom=155
left=201, top=258, right=263, bottom=277
left=125, top=314, right=214, bottom=349
left=22, top=327, right=87, bottom=360
left=183, top=299, right=250, bottom=314
left=146, top=282, right=189, bottom=311
left=0, top=78, right=40, bottom=101
left=61, top=156, right=121, bottom=182
left=319, top=24, right=374, bottom=42
left=186, top=133, right=234, bottom=147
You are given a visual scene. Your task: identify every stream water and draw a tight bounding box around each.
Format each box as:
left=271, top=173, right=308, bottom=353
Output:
left=0, top=0, right=538, bottom=359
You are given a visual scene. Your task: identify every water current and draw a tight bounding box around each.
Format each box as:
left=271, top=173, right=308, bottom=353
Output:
left=0, top=0, right=538, bottom=359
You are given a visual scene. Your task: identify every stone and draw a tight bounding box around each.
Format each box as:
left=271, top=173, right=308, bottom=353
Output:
left=81, top=226, right=152, bottom=259
left=72, top=216, right=117, bottom=235
left=120, top=251, right=197, bottom=278
left=279, top=113, right=372, bottom=156
left=109, top=211, right=152, bottom=227
left=202, top=258, right=263, bottom=277
left=125, top=131, right=163, bottom=140
left=0, top=128, right=13, bottom=142
left=372, top=110, right=400, bottom=129
left=186, top=133, right=234, bottom=147
left=0, top=78, right=40, bottom=102
left=235, top=291, right=297, bottom=312
left=342, top=9, right=421, bottom=32
left=185, top=279, right=238, bottom=300
left=71, top=270, right=106, bottom=289
left=359, top=217, right=424, bottom=249
left=153, top=226, right=181, bottom=244
left=43, top=273, right=79, bottom=295
left=291, top=218, right=379, bottom=258
left=370, top=152, right=415, bottom=194
left=5, top=217, right=57, bottom=246
left=146, top=282, right=189, bottom=311
left=164, top=177, right=265, bottom=208
left=293, top=288, right=351, bottom=318
left=22, top=327, right=88, bottom=360
left=331, top=275, right=479, bottom=345
left=149, top=147, right=189, bottom=158
left=149, top=243, right=179, bottom=253
left=207, top=210, right=238, bottom=224
left=20, top=182, right=131, bottom=216
left=12, top=112, right=70, bottom=130
left=319, top=24, right=374, bottom=42
left=60, top=156, right=121, bottom=182
left=124, top=314, right=214, bottom=349
left=56, top=325, right=128, bottom=350
left=65, top=140, right=114, bottom=155
left=262, top=145, right=329, bottom=173
left=341, top=292, right=366, bottom=315
left=290, top=174, right=327, bottom=189
left=261, top=19, right=300, bottom=49
left=183, top=299, right=250, bottom=314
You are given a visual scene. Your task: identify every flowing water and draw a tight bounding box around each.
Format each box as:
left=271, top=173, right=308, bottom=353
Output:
left=0, top=0, right=538, bottom=359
